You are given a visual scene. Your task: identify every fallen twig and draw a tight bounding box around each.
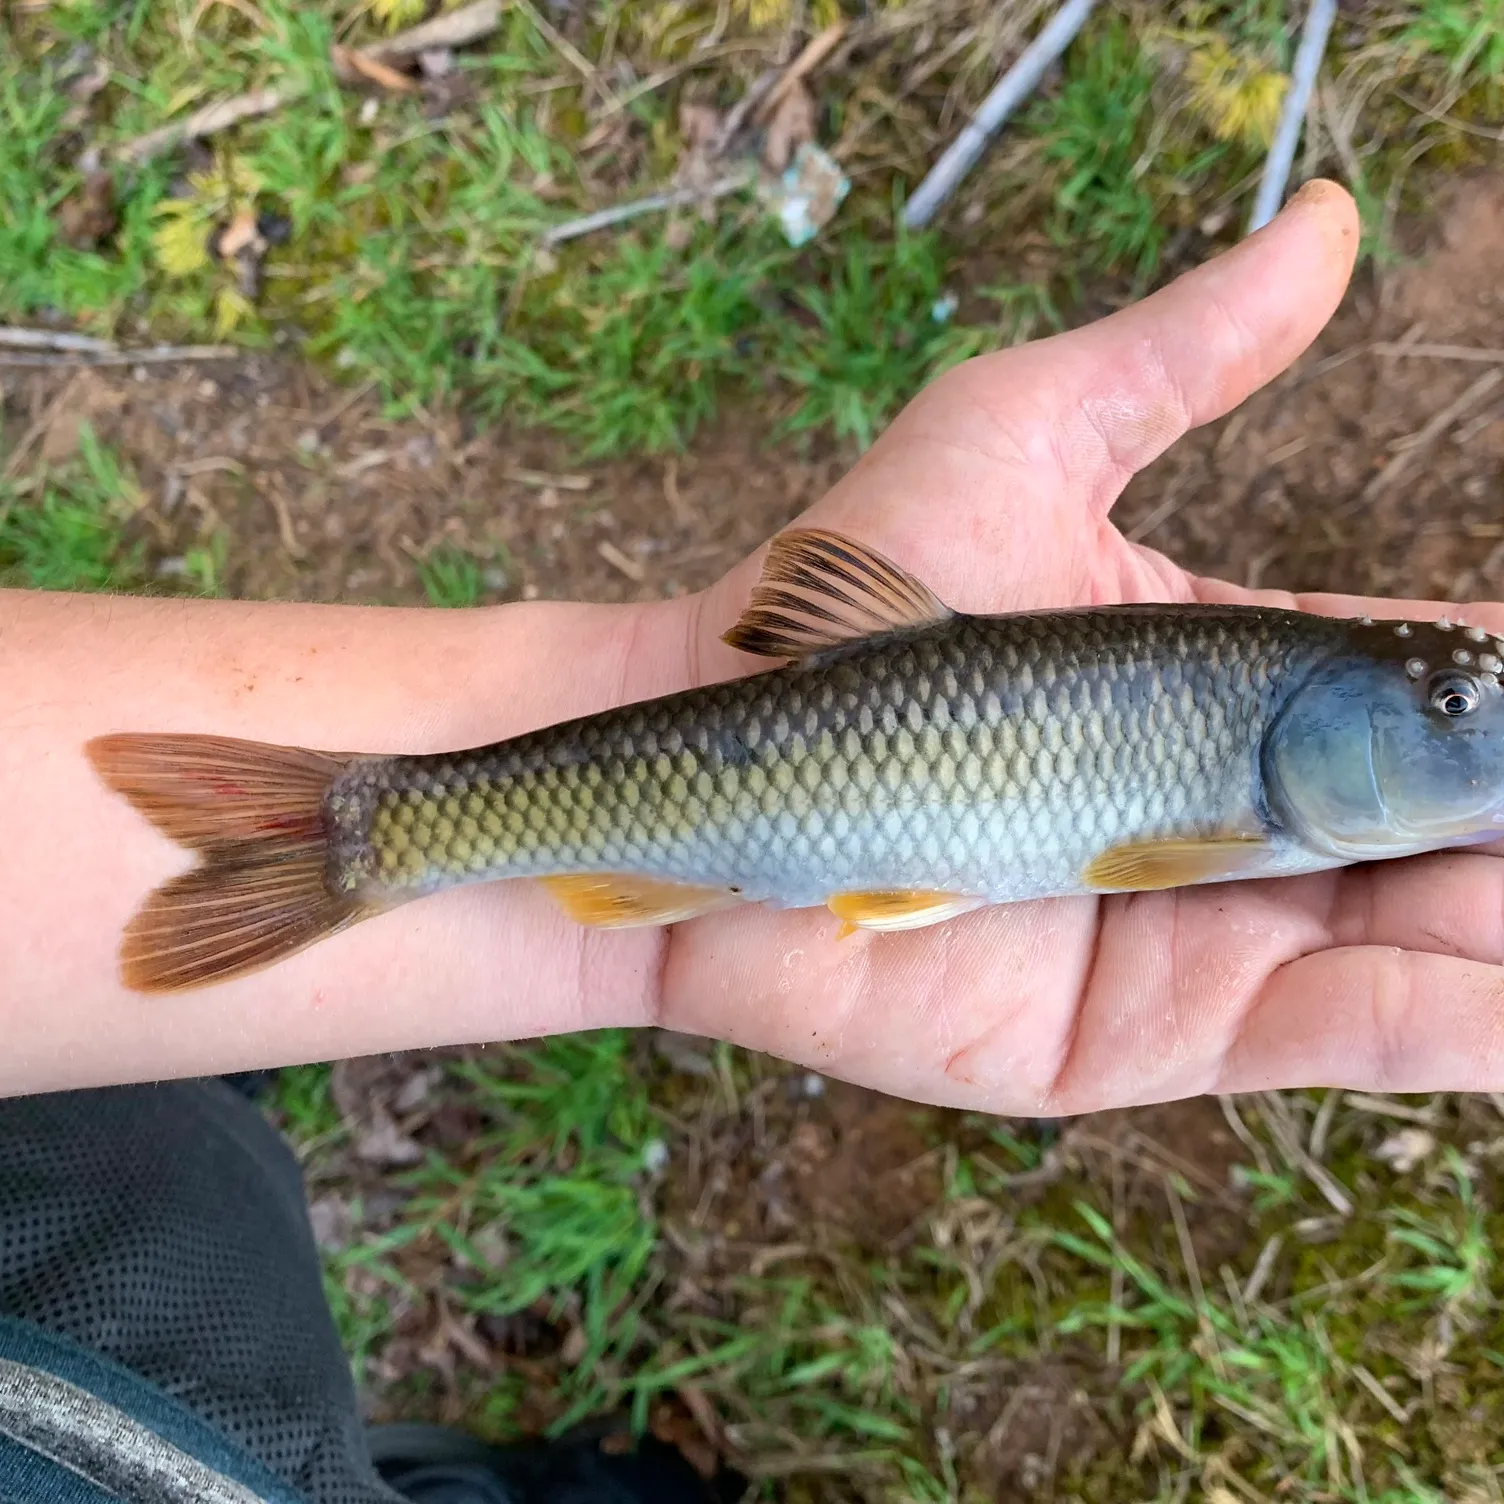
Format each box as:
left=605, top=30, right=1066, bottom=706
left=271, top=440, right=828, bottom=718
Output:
left=504, top=466, right=592, bottom=491
left=118, top=0, right=503, bottom=163
left=2, top=372, right=85, bottom=483
left=120, top=88, right=288, bottom=165
left=1371, top=342, right=1504, bottom=363
left=539, top=24, right=848, bottom=248
left=540, top=170, right=754, bottom=246
left=902, top=0, right=1097, bottom=230
left=597, top=539, right=646, bottom=583
left=1363, top=369, right=1503, bottom=500
left=332, top=44, right=418, bottom=94
left=1257, top=1092, right=1353, bottom=1218
left=0, top=327, right=116, bottom=354
left=1247, top=0, right=1338, bottom=233
left=754, top=21, right=847, bottom=125
left=362, top=0, right=501, bottom=60
left=0, top=344, right=238, bottom=368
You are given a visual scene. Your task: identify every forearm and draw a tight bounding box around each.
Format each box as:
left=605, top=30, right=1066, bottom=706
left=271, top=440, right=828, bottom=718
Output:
left=0, top=587, right=691, bottom=1095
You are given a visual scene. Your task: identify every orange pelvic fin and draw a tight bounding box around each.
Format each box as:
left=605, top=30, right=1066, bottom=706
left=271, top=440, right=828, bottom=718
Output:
left=827, top=888, right=984, bottom=935
left=540, top=873, right=744, bottom=928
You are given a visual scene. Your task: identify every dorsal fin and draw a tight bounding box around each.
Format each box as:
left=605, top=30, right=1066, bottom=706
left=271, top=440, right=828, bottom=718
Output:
left=721, top=528, right=953, bottom=661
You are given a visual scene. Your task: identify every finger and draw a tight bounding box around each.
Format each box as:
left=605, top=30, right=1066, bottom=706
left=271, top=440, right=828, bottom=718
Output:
left=659, top=897, right=1094, bottom=1112
left=1219, top=946, right=1504, bottom=1093
left=934, top=178, right=1361, bottom=512
left=1327, top=853, right=1504, bottom=965
left=1191, top=578, right=1504, bottom=633
left=686, top=182, right=1361, bottom=664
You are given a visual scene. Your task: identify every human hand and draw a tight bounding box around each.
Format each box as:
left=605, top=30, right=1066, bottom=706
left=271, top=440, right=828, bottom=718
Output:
left=20, top=178, right=1504, bottom=1105
left=640, top=178, right=1504, bottom=1113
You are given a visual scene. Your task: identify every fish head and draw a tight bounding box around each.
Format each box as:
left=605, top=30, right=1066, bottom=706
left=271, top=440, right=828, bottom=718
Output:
left=1265, top=617, right=1504, bottom=860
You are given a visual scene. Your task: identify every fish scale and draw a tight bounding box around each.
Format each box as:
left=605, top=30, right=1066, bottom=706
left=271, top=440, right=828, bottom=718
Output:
left=324, top=607, right=1329, bottom=909
left=87, top=526, right=1504, bottom=992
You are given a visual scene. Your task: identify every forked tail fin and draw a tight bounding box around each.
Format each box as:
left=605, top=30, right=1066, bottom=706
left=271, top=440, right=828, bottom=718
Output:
left=86, top=733, right=378, bottom=994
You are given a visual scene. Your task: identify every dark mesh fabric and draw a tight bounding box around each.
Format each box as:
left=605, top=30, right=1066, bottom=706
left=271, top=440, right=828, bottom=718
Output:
left=0, top=1080, right=399, bottom=1504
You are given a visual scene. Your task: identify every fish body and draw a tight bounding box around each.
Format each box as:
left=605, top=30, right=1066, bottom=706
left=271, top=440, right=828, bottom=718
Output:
left=89, top=529, right=1504, bottom=992
left=327, top=606, right=1341, bottom=912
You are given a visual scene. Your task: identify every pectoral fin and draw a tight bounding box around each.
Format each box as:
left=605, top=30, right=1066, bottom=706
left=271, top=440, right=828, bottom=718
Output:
left=828, top=889, right=984, bottom=937
left=1082, top=836, right=1273, bottom=893
left=541, top=874, right=743, bottom=928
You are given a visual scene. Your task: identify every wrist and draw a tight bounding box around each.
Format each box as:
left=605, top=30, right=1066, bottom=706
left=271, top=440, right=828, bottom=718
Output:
left=0, top=587, right=699, bottom=1093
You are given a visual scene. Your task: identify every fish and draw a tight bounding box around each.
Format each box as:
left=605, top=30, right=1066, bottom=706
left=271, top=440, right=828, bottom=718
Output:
left=87, top=528, right=1504, bottom=994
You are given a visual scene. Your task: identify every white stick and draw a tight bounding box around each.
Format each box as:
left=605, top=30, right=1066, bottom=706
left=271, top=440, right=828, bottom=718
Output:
left=901, top=0, right=1097, bottom=231
left=1247, top=0, right=1338, bottom=233
left=0, top=345, right=237, bottom=367
left=541, top=171, right=753, bottom=246
left=0, top=327, right=116, bottom=353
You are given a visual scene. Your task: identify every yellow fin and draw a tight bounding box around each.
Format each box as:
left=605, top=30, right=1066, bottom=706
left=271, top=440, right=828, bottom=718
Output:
left=540, top=874, right=743, bottom=928
left=721, top=528, right=952, bottom=661
left=828, top=889, right=983, bottom=935
left=1082, top=836, right=1272, bottom=893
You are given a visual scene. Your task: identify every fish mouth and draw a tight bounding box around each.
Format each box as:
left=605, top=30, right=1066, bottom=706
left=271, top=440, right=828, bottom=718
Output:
left=1370, top=711, right=1504, bottom=851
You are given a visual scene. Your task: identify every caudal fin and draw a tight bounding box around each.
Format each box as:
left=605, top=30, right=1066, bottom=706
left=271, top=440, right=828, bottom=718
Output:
left=86, top=733, right=376, bottom=993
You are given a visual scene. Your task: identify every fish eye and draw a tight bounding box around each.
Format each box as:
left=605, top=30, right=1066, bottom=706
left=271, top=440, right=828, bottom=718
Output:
left=1429, top=672, right=1482, bottom=718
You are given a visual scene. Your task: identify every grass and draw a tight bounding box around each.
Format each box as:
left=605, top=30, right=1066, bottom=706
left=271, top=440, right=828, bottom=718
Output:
left=418, top=544, right=485, bottom=607
left=0, top=425, right=229, bottom=596
left=0, top=423, right=142, bottom=590
left=266, top=1048, right=1504, bottom=1501
left=2, top=2, right=1496, bottom=461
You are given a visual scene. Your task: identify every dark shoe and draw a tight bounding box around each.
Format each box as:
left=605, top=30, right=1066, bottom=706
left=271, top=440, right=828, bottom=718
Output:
left=367, top=1420, right=745, bottom=1504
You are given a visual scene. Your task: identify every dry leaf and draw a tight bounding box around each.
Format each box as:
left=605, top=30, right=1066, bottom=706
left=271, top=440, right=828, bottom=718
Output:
left=559, top=1322, right=589, bottom=1366
left=58, top=171, right=118, bottom=249
left=332, top=42, right=419, bottom=93
left=1374, top=1127, right=1436, bottom=1173
left=678, top=101, right=722, bottom=151
left=353, top=1107, right=424, bottom=1167
left=307, top=1193, right=355, bottom=1252
left=214, top=207, right=260, bottom=260
left=66, top=56, right=112, bottom=102
left=760, top=78, right=816, bottom=173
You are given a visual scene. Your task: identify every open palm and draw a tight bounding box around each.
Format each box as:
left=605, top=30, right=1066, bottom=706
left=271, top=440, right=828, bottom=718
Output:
left=60, top=179, right=1503, bottom=1108
left=604, top=179, right=1504, bottom=1114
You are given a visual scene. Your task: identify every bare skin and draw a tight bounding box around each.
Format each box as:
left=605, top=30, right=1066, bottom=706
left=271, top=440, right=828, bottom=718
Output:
left=5, top=179, right=1502, bottom=1107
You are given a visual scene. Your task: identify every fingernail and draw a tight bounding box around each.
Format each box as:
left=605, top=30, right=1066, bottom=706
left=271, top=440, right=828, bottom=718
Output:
left=1289, top=178, right=1342, bottom=210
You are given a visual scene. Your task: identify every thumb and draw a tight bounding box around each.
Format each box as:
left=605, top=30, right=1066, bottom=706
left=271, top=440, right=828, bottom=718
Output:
left=934, top=178, right=1362, bottom=514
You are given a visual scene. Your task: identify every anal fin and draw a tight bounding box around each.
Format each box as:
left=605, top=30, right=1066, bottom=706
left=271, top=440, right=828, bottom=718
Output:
left=541, top=874, right=744, bottom=928
left=1082, top=836, right=1272, bottom=893
left=828, top=889, right=984, bottom=937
